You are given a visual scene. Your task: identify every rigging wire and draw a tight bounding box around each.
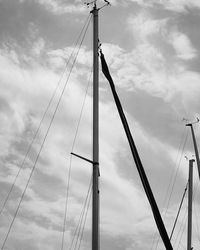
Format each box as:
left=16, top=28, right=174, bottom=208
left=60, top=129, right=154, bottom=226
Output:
left=192, top=179, right=200, bottom=245
left=77, top=189, right=92, bottom=250
left=176, top=217, right=187, bottom=250
left=173, top=204, right=187, bottom=249
left=73, top=184, right=92, bottom=250
left=69, top=179, right=92, bottom=250
left=151, top=127, right=186, bottom=249
left=171, top=163, right=200, bottom=249
left=173, top=163, right=200, bottom=249
left=193, top=186, right=200, bottom=243
left=163, top=127, right=188, bottom=217
left=177, top=241, right=186, bottom=250
left=61, top=154, right=73, bottom=250
left=151, top=128, right=189, bottom=250
left=72, top=68, right=93, bottom=152
left=170, top=182, right=188, bottom=240
left=61, top=68, right=92, bottom=250
left=1, top=14, right=92, bottom=250
left=0, top=13, right=92, bottom=218
left=194, top=202, right=200, bottom=244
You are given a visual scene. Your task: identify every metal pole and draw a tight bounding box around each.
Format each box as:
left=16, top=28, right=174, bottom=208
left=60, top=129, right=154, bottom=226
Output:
left=186, top=123, right=200, bottom=180
left=92, top=4, right=99, bottom=250
left=187, top=159, right=194, bottom=250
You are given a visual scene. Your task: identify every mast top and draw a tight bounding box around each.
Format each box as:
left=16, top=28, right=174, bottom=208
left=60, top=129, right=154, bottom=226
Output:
left=84, top=0, right=97, bottom=8
left=185, top=117, right=199, bottom=126
left=84, top=0, right=110, bottom=10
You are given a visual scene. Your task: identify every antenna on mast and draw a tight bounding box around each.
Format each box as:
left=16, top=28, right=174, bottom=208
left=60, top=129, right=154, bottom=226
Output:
left=99, top=1, right=111, bottom=10
left=84, top=0, right=97, bottom=8
left=186, top=117, right=199, bottom=125
left=84, top=0, right=110, bottom=9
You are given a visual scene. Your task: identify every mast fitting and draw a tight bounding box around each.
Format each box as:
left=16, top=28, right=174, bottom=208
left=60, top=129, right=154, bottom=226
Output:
left=71, top=152, right=99, bottom=165
left=186, top=117, right=199, bottom=126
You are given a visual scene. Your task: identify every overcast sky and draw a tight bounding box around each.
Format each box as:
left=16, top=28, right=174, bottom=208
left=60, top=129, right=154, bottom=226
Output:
left=0, top=0, right=200, bottom=249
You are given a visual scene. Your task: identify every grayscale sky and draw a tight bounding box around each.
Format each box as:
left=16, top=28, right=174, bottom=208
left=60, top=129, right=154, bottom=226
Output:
left=0, top=0, right=200, bottom=249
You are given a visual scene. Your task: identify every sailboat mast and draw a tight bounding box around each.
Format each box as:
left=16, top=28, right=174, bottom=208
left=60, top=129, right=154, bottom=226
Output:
left=187, top=159, right=194, bottom=250
left=92, top=3, right=99, bottom=250
left=186, top=122, right=200, bottom=180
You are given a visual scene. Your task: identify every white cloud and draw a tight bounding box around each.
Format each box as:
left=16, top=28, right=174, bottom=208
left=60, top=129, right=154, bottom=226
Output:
left=1, top=2, right=200, bottom=249
left=101, top=42, right=172, bottom=99
left=169, top=31, right=197, bottom=60
left=158, top=0, right=200, bottom=12
left=100, top=11, right=200, bottom=109
left=0, top=46, right=92, bottom=247
left=127, top=11, right=167, bottom=42
left=31, top=38, right=46, bottom=57
left=34, top=0, right=86, bottom=14
left=0, top=42, right=180, bottom=249
left=122, top=0, right=200, bottom=12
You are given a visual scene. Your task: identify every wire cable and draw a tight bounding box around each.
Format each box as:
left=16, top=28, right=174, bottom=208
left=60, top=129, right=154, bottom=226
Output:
left=0, top=13, right=92, bottom=219
left=163, top=128, right=189, bottom=220
left=177, top=241, right=186, bottom=250
left=194, top=198, right=200, bottom=243
left=150, top=127, right=187, bottom=249
left=1, top=14, right=92, bottom=250
left=170, top=182, right=188, bottom=240
left=176, top=217, right=187, bottom=250
left=173, top=164, right=200, bottom=249
left=77, top=189, right=92, bottom=250
left=152, top=128, right=189, bottom=250
left=194, top=202, right=200, bottom=243
left=69, top=178, right=92, bottom=250
left=163, top=127, right=188, bottom=215
left=61, top=68, right=92, bottom=250
left=192, top=179, right=200, bottom=245
left=0, top=81, right=61, bottom=217
left=73, top=183, right=92, bottom=250
left=173, top=205, right=187, bottom=248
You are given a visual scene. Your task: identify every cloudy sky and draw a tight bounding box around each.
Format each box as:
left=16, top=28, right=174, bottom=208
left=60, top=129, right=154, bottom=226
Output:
left=0, top=0, right=200, bottom=249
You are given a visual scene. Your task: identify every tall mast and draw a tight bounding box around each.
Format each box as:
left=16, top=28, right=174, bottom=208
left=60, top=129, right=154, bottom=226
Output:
left=186, top=120, right=200, bottom=180
left=187, top=159, right=194, bottom=250
left=91, top=2, right=99, bottom=250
